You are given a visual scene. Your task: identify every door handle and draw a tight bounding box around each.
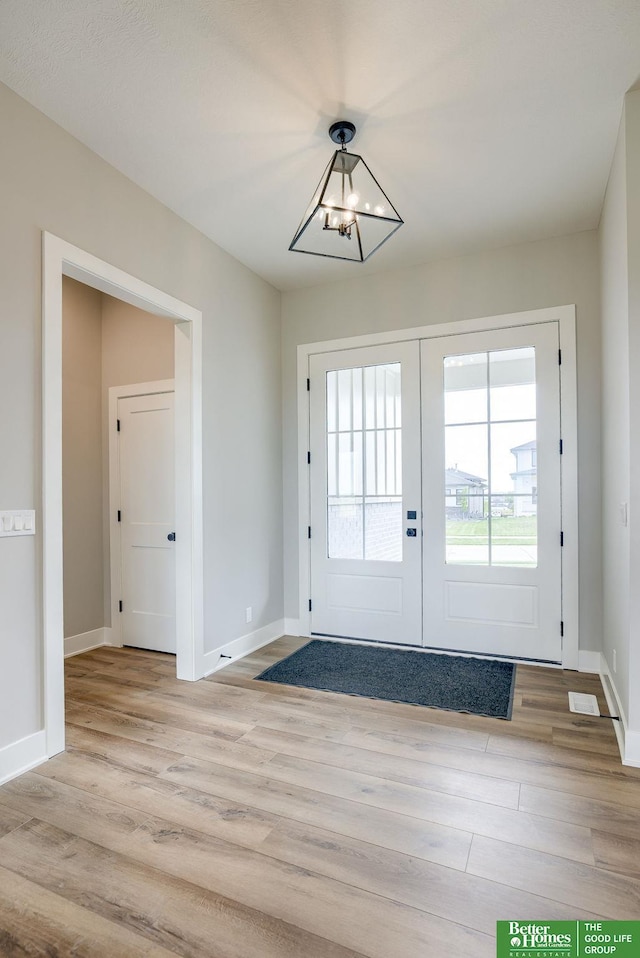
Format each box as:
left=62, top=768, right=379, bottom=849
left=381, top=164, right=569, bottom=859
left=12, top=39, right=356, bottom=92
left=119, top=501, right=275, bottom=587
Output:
left=406, top=528, right=417, bottom=537
left=167, top=532, right=176, bottom=541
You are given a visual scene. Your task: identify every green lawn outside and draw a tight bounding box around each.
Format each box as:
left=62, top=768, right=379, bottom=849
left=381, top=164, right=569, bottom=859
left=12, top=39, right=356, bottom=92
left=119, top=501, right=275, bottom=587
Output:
left=447, top=515, right=536, bottom=545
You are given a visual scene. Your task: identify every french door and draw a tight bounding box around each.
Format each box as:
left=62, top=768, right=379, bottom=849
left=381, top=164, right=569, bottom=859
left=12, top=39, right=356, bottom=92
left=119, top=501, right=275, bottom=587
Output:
left=309, top=342, right=422, bottom=644
left=421, top=323, right=561, bottom=662
left=308, top=322, right=563, bottom=662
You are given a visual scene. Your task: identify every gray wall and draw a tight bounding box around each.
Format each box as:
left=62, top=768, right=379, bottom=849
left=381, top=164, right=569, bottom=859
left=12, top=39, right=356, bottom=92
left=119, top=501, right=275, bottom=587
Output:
left=599, top=112, right=630, bottom=717
left=101, top=293, right=175, bottom=390
left=628, top=91, right=640, bottom=734
left=0, top=81, right=282, bottom=751
left=599, top=87, right=640, bottom=737
left=281, top=230, right=603, bottom=653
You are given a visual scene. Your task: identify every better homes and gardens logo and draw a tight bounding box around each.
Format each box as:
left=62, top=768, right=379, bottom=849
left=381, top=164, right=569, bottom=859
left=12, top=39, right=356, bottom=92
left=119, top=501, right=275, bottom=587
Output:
left=497, top=921, right=640, bottom=958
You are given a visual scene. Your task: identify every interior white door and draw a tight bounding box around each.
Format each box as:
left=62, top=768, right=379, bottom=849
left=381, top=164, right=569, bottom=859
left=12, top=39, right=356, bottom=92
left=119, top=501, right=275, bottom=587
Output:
left=118, top=391, right=176, bottom=653
left=421, top=322, right=562, bottom=661
left=309, top=342, right=422, bottom=645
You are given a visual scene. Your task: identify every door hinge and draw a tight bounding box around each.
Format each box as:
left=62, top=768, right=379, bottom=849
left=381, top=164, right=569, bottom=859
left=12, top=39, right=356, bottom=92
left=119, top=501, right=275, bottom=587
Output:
left=119, top=600, right=123, bottom=613
left=559, top=438, right=563, bottom=455
left=558, top=349, right=562, bottom=365
left=117, top=418, right=121, bottom=432
left=560, top=531, right=564, bottom=547
left=308, top=599, right=312, bottom=612
left=560, top=620, right=564, bottom=637
left=117, top=510, right=121, bottom=523
left=308, top=526, right=311, bottom=539
left=307, top=378, right=310, bottom=391
left=307, top=451, right=311, bottom=464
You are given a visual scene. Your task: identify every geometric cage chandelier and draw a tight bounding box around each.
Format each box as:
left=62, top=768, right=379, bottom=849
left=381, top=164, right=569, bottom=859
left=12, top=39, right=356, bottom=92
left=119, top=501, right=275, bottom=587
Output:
left=289, top=121, right=403, bottom=262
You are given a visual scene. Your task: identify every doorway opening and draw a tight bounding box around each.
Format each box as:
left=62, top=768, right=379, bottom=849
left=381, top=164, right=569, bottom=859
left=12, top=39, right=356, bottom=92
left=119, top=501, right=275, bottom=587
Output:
left=43, top=233, right=204, bottom=760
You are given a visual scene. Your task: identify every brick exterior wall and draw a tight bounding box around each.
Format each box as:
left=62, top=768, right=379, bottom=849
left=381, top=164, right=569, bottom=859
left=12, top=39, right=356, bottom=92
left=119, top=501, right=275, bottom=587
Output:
left=328, top=499, right=402, bottom=561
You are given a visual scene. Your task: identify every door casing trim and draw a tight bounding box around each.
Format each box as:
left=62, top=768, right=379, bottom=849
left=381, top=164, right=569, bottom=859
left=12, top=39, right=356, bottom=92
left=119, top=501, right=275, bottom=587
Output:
left=43, top=232, right=204, bottom=761
left=297, top=304, right=579, bottom=669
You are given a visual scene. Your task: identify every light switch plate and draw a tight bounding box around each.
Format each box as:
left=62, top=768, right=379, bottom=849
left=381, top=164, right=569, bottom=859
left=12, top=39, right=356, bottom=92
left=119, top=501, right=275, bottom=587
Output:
left=0, top=510, right=36, bottom=537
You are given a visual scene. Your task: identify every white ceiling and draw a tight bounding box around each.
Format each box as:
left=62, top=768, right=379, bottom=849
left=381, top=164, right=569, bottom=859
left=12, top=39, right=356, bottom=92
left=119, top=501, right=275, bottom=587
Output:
left=1, top=1, right=639, bottom=291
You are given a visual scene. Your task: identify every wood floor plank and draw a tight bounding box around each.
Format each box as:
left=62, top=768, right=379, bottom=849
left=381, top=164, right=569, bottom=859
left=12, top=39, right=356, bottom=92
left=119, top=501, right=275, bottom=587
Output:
left=66, top=702, right=279, bottom=771
left=257, top=817, right=605, bottom=933
left=519, top=783, right=640, bottom=840
left=34, top=750, right=280, bottom=850
left=35, top=746, right=472, bottom=870
left=66, top=661, right=173, bottom=689
left=467, top=834, right=640, bottom=918
left=486, top=727, right=634, bottom=775
left=0, top=802, right=31, bottom=837
left=592, top=830, right=640, bottom=880
left=65, top=676, right=256, bottom=740
left=0, top=771, right=150, bottom=846
left=0, top=864, right=179, bottom=958
left=65, top=723, right=188, bottom=775
left=256, top=692, right=493, bottom=751
left=552, top=725, right=619, bottom=753
left=160, top=752, right=596, bottom=864
left=336, top=724, right=640, bottom=805
left=79, top=646, right=176, bottom=670
left=104, top=815, right=495, bottom=958
left=0, top=820, right=369, bottom=958
left=149, top=674, right=270, bottom=705
left=239, top=724, right=521, bottom=807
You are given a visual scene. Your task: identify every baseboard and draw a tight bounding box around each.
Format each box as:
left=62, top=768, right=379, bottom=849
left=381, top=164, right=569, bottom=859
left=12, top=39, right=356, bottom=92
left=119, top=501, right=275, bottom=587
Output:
left=284, top=617, right=300, bottom=636
left=202, top=618, right=285, bottom=677
left=0, top=730, right=48, bottom=785
left=599, top=660, right=632, bottom=766
left=64, top=627, right=112, bottom=658
left=577, top=650, right=602, bottom=673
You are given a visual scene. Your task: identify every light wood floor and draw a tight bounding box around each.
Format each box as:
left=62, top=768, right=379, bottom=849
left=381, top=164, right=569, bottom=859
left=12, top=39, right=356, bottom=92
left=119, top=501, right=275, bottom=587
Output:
left=1, top=638, right=640, bottom=957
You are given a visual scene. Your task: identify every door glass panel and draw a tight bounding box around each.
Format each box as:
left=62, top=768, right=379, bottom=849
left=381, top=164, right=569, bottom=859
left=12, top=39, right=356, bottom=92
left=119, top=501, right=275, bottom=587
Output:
left=327, top=499, right=363, bottom=560
left=489, top=347, right=536, bottom=421
left=327, top=363, right=402, bottom=561
left=444, top=353, right=487, bottom=424
left=445, top=423, right=489, bottom=565
left=444, top=346, right=537, bottom=567
left=490, top=422, right=537, bottom=494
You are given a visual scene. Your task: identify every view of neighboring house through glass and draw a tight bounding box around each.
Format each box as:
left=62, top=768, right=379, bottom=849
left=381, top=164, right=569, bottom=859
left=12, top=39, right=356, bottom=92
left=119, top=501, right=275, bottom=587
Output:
left=444, top=346, right=537, bottom=567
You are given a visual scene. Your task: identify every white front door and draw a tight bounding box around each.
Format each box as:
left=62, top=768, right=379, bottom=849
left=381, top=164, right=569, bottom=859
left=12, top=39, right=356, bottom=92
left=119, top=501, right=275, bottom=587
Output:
left=421, top=323, right=562, bottom=662
left=307, top=322, right=563, bottom=662
left=309, top=342, right=422, bottom=644
left=118, top=391, right=176, bottom=653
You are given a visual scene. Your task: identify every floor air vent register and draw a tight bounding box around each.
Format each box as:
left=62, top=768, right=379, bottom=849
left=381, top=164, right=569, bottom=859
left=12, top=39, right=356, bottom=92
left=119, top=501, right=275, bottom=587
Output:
left=567, top=691, right=600, bottom=716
